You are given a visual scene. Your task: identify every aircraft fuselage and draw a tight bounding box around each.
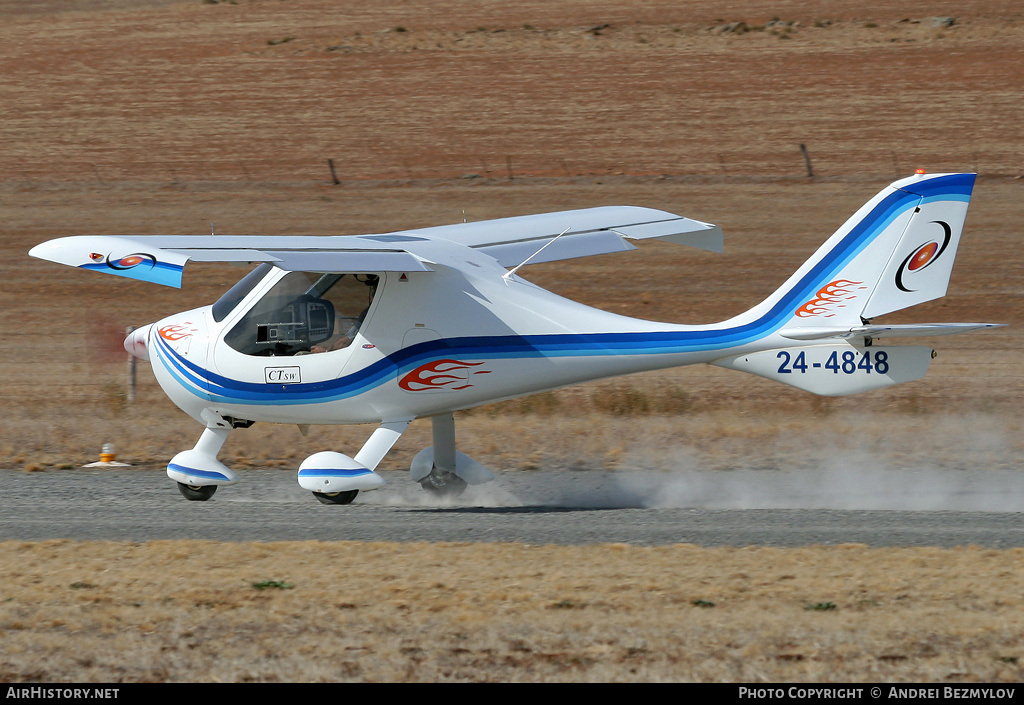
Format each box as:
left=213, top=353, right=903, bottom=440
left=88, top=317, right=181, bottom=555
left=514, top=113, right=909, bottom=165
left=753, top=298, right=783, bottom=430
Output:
left=144, top=256, right=756, bottom=428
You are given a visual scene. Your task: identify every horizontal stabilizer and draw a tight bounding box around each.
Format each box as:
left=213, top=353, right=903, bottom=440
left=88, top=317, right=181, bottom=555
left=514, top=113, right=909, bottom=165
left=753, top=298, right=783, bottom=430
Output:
left=781, top=323, right=1005, bottom=341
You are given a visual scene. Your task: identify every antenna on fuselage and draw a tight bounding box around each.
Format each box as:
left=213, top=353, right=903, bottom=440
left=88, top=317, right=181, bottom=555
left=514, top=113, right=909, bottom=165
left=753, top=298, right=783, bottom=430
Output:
left=502, top=225, right=572, bottom=282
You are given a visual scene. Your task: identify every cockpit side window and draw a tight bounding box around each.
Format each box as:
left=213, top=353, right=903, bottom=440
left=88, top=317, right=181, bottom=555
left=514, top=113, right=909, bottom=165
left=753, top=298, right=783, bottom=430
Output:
left=212, top=263, right=274, bottom=323
left=224, top=271, right=380, bottom=357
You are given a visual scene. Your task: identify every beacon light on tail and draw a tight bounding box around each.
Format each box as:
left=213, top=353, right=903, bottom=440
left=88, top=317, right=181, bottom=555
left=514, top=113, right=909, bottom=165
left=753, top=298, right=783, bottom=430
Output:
left=30, top=173, right=1003, bottom=504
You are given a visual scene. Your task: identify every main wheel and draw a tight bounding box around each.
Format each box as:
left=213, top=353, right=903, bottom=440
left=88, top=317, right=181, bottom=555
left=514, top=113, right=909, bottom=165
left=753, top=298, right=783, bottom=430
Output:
left=313, top=490, right=358, bottom=505
left=419, top=469, right=467, bottom=498
left=177, top=482, right=217, bottom=501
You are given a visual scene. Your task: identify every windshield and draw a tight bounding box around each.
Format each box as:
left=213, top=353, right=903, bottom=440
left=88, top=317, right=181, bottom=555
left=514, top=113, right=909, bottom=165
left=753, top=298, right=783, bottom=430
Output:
left=212, top=263, right=274, bottom=323
left=224, top=271, right=380, bottom=356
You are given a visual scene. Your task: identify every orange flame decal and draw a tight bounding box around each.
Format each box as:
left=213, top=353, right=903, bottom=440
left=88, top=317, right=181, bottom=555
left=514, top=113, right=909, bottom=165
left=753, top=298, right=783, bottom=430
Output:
left=159, top=324, right=196, bottom=341
left=795, top=280, right=868, bottom=318
left=399, top=359, right=489, bottom=392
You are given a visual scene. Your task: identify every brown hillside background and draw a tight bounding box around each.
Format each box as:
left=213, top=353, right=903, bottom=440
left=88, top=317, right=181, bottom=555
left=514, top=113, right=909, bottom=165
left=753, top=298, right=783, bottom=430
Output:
left=1, top=0, right=1023, bottom=682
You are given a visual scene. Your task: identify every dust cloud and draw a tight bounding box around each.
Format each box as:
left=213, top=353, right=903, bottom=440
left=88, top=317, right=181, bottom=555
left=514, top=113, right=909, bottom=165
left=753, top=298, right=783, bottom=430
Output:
left=616, top=424, right=1024, bottom=511
left=359, top=463, right=1024, bottom=513
left=365, top=417, right=1024, bottom=512
left=616, top=464, right=1024, bottom=512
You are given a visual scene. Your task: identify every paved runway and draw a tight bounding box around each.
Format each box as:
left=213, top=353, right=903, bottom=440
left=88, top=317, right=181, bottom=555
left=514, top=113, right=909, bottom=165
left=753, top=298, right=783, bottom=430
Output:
left=1, top=467, right=1022, bottom=547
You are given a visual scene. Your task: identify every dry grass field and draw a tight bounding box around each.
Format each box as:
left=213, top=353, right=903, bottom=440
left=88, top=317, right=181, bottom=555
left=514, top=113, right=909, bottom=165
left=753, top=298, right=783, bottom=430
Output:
left=1, top=541, right=1023, bottom=682
left=1, top=0, right=1023, bottom=682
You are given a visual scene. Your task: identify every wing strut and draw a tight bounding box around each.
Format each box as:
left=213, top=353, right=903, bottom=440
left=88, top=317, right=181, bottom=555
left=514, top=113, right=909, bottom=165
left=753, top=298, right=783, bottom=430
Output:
left=502, top=226, right=572, bottom=282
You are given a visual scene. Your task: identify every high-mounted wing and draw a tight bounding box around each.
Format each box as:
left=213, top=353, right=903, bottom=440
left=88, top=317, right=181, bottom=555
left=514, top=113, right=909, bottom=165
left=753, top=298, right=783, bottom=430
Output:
left=411, top=205, right=722, bottom=267
left=29, top=206, right=721, bottom=288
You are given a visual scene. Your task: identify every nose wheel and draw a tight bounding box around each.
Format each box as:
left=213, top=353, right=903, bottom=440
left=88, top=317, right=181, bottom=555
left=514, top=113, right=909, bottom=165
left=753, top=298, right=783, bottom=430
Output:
left=177, top=482, right=217, bottom=501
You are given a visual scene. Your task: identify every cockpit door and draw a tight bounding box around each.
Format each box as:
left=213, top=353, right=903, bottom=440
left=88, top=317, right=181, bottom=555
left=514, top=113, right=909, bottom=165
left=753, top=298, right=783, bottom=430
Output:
left=209, top=270, right=383, bottom=398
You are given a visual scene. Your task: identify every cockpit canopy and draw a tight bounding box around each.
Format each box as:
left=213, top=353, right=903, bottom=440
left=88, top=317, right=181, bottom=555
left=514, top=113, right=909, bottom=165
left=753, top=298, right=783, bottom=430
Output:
left=216, top=267, right=380, bottom=357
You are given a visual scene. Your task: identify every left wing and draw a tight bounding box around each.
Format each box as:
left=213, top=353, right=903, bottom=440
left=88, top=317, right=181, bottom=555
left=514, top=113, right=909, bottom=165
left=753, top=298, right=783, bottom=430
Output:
left=28, top=235, right=436, bottom=288
left=29, top=206, right=722, bottom=288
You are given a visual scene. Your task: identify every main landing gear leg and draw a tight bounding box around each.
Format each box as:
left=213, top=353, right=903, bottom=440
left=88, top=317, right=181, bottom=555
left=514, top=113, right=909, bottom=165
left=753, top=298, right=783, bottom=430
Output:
left=422, top=413, right=466, bottom=497
left=410, top=413, right=495, bottom=498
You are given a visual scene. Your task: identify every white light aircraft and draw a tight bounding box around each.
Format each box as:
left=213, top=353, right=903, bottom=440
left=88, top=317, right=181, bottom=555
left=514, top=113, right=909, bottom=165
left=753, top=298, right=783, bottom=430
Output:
left=30, top=172, right=1002, bottom=503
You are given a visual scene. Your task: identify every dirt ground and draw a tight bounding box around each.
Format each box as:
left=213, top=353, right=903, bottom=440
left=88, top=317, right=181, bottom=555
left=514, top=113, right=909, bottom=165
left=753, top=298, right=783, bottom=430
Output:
left=1, top=0, right=1023, bottom=683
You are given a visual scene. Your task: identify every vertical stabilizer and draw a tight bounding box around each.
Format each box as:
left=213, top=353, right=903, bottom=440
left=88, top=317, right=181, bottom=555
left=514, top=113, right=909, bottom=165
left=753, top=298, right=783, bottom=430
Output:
left=860, top=174, right=975, bottom=318
left=737, top=173, right=976, bottom=333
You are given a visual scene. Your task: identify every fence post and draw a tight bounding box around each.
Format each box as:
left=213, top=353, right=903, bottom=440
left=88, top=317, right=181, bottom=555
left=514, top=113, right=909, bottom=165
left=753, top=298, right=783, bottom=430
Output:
left=799, top=143, right=814, bottom=178
left=327, top=158, right=341, bottom=185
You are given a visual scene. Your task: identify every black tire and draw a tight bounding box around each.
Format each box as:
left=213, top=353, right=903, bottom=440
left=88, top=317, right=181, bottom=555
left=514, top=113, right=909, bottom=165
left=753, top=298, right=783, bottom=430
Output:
left=419, top=470, right=467, bottom=498
left=313, top=490, right=358, bottom=505
left=177, top=482, right=217, bottom=501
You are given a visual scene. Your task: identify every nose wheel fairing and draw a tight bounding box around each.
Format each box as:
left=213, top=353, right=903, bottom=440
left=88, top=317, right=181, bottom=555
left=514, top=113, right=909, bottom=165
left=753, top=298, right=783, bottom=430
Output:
left=166, top=426, right=238, bottom=489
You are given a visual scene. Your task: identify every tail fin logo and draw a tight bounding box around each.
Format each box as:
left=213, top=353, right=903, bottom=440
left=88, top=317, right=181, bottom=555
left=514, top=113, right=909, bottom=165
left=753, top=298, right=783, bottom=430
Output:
left=796, top=280, right=867, bottom=318
left=895, top=220, right=952, bottom=292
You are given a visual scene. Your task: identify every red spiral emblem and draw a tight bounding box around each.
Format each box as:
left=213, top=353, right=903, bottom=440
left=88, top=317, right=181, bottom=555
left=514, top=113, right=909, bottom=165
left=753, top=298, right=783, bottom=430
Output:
left=106, top=252, right=156, bottom=271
